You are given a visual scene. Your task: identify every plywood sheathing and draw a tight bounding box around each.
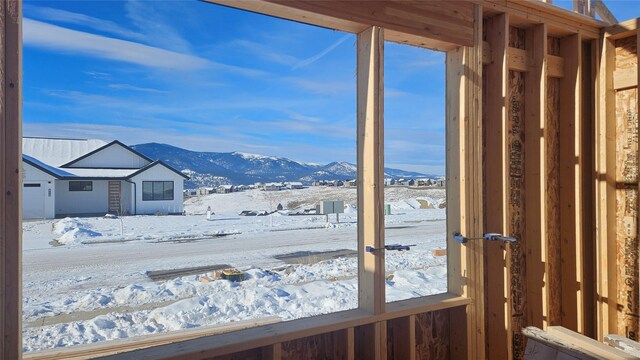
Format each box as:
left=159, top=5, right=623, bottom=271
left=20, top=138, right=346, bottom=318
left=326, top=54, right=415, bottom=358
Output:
left=614, top=35, right=639, bottom=341
left=281, top=330, right=352, bottom=360
left=415, top=310, right=450, bottom=359
left=546, top=37, right=562, bottom=327
left=508, top=25, right=528, bottom=360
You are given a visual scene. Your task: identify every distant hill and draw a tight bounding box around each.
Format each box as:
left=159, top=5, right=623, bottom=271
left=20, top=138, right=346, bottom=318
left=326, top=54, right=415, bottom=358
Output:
left=132, top=143, right=440, bottom=189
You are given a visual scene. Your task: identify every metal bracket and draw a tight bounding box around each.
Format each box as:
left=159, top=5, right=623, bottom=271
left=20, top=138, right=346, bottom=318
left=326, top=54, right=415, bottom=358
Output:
left=366, top=244, right=416, bottom=253
left=453, top=232, right=517, bottom=244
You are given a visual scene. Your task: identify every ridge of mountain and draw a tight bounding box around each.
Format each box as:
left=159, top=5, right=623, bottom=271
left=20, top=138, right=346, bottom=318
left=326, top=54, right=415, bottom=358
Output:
left=132, top=143, right=441, bottom=189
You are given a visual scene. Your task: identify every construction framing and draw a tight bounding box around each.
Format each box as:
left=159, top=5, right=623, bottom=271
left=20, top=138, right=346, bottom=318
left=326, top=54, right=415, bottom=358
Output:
left=2, top=0, right=640, bottom=359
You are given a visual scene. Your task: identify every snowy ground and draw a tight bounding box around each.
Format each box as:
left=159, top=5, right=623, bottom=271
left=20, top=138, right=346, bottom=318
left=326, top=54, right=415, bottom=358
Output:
left=22, top=187, right=447, bottom=352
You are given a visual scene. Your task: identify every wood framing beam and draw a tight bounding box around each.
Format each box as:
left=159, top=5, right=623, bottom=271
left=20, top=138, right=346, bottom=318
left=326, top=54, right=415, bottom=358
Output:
left=595, top=34, right=618, bottom=341
left=0, top=1, right=22, bottom=359
left=446, top=4, right=484, bottom=360
left=524, top=23, right=548, bottom=331
left=476, top=0, right=604, bottom=39
left=613, top=68, right=638, bottom=90
left=357, top=25, right=385, bottom=317
left=613, top=34, right=639, bottom=342
left=483, top=12, right=509, bottom=360
left=204, top=0, right=473, bottom=51
left=559, top=33, right=583, bottom=333
left=592, top=0, right=618, bottom=25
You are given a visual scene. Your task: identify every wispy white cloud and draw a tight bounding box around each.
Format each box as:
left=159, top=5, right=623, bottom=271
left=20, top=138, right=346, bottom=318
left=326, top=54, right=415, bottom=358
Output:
left=287, top=77, right=354, bottom=96
left=24, top=18, right=210, bottom=71
left=25, top=5, right=146, bottom=42
left=292, top=34, right=351, bottom=70
left=287, top=112, right=323, bottom=123
left=124, top=0, right=192, bottom=53
left=107, top=84, right=167, bottom=93
left=232, top=39, right=300, bottom=66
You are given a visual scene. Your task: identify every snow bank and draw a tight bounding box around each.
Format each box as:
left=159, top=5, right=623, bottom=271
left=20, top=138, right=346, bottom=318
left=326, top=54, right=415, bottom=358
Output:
left=53, top=218, right=102, bottom=245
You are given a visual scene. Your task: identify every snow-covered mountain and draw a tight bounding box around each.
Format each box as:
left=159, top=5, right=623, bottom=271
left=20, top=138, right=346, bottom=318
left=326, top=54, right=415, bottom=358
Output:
left=132, top=143, right=438, bottom=189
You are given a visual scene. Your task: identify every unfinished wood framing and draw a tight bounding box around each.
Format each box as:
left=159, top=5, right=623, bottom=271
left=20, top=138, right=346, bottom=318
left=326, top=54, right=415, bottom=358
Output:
left=356, top=25, right=385, bottom=318
left=559, top=33, right=584, bottom=333
left=5, top=1, right=640, bottom=359
left=613, top=34, right=639, bottom=341
left=0, top=1, right=22, bottom=359
left=483, top=12, right=509, bottom=360
left=445, top=4, right=485, bottom=359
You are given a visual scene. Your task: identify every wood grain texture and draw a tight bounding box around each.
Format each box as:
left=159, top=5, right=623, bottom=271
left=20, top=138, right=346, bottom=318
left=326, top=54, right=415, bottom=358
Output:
left=483, top=12, right=509, bottom=360
left=524, top=24, right=547, bottom=332
left=558, top=34, right=583, bottom=333
left=546, top=75, right=562, bottom=327
left=508, top=67, right=527, bottom=360
left=1, top=0, right=22, bottom=358
left=614, top=35, right=639, bottom=341
left=415, top=310, right=450, bottom=360
left=281, top=330, right=351, bottom=360
left=357, top=26, right=385, bottom=316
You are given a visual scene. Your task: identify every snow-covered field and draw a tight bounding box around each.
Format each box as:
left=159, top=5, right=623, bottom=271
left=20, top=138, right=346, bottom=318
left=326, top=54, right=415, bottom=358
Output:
left=22, top=187, right=447, bottom=352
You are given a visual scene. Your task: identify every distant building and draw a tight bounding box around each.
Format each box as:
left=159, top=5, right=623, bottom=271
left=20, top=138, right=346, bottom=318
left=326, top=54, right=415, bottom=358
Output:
left=263, top=182, right=283, bottom=191
left=22, top=137, right=188, bottom=219
left=286, top=182, right=304, bottom=189
left=344, top=179, right=357, bottom=187
left=217, top=185, right=235, bottom=194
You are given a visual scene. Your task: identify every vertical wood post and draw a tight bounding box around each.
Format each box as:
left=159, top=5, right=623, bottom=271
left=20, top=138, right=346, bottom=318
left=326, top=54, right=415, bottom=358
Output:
left=483, top=12, right=509, bottom=360
left=0, top=0, right=22, bottom=359
left=357, top=25, right=385, bottom=316
left=524, top=23, right=547, bottom=331
left=446, top=4, right=484, bottom=360
left=559, top=33, right=584, bottom=333
left=595, top=33, right=617, bottom=341
left=357, top=26, right=385, bottom=360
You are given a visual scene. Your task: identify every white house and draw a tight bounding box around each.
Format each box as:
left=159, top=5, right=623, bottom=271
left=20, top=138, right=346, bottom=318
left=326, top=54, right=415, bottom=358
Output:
left=22, top=137, right=188, bottom=219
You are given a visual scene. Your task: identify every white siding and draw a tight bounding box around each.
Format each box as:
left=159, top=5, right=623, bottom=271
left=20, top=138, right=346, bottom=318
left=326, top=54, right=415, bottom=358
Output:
left=22, top=162, right=56, bottom=219
left=56, top=180, right=109, bottom=216
left=68, top=144, right=151, bottom=169
left=131, top=164, right=184, bottom=215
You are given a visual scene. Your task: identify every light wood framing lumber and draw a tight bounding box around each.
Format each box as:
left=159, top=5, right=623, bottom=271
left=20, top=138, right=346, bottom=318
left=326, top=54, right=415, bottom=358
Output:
left=445, top=4, right=485, bottom=359
left=0, top=1, right=22, bottom=359
left=524, top=23, right=548, bottom=332
left=613, top=35, right=639, bottom=341
left=356, top=26, right=385, bottom=317
left=204, top=0, right=473, bottom=51
left=595, top=33, right=619, bottom=340
left=559, top=33, right=584, bottom=333
left=476, top=0, right=604, bottom=39
left=483, top=12, right=510, bottom=360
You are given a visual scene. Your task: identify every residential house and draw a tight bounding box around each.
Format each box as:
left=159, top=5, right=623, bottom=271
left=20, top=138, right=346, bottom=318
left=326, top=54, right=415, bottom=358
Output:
left=22, top=137, right=188, bottom=219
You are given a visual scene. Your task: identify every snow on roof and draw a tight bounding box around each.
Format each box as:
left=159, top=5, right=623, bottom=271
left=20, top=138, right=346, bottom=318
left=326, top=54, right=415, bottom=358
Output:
left=23, top=137, right=108, bottom=167
left=62, top=168, right=139, bottom=178
left=22, top=154, right=75, bottom=177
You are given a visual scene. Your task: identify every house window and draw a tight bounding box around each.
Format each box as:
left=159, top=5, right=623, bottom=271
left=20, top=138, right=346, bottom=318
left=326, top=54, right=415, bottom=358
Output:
left=24, top=183, right=41, bottom=188
left=142, top=181, right=174, bottom=201
left=69, top=181, right=93, bottom=191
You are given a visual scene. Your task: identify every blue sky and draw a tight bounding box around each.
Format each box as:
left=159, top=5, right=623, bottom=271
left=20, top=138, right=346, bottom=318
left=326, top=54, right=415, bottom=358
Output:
left=22, top=1, right=640, bottom=176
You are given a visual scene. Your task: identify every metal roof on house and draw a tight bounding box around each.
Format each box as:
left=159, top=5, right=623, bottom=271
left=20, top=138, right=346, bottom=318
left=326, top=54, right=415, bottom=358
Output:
left=23, top=137, right=107, bottom=167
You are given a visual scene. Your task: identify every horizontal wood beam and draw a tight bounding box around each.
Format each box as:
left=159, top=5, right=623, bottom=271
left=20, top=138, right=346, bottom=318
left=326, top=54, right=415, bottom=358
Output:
left=613, top=67, right=638, bottom=90
left=508, top=47, right=564, bottom=77
left=204, top=0, right=473, bottom=51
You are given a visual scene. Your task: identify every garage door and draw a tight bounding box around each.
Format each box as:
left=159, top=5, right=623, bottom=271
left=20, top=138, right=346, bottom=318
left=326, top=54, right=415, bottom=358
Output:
left=23, top=183, right=45, bottom=219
